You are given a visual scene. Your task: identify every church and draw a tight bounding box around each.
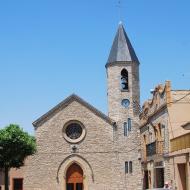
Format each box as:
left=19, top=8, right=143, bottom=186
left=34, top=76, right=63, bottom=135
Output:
left=24, top=23, right=142, bottom=190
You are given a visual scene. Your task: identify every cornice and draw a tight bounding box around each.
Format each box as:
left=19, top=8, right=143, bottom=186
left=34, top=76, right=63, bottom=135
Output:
left=140, top=103, right=167, bottom=128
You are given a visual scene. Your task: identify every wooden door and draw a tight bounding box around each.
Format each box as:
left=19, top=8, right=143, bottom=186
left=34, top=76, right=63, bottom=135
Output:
left=143, top=170, right=149, bottom=190
left=178, top=164, right=187, bottom=190
left=13, top=178, right=23, bottom=190
left=66, top=163, right=83, bottom=190
left=155, top=168, right=164, bottom=188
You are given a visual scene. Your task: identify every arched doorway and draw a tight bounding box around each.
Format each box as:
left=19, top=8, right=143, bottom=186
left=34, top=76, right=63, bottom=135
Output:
left=66, top=163, right=83, bottom=190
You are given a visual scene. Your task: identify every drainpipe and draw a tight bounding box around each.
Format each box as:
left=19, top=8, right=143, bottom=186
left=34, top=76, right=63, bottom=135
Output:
left=186, top=153, right=190, bottom=190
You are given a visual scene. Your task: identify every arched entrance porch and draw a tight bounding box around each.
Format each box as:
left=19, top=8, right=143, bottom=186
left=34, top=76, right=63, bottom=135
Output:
left=57, top=154, right=93, bottom=190
left=66, top=163, right=83, bottom=190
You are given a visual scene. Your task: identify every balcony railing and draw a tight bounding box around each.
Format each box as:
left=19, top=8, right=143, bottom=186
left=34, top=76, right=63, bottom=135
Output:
left=171, top=132, right=190, bottom=152
left=146, top=141, right=163, bottom=157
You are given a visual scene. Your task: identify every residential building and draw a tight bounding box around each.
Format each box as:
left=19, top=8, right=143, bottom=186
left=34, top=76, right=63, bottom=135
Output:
left=140, top=81, right=190, bottom=190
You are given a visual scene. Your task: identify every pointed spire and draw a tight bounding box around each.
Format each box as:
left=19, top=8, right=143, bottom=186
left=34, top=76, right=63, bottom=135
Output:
left=106, top=23, right=139, bottom=66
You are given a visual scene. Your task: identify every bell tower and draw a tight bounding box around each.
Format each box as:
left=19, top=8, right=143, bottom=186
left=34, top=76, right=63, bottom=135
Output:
left=106, top=22, right=140, bottom=124
left=106, top=21, right=142, bottom=190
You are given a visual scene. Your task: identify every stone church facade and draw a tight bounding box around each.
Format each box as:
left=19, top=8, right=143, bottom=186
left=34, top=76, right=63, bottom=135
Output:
left=24, top=23, right=142, bottom=190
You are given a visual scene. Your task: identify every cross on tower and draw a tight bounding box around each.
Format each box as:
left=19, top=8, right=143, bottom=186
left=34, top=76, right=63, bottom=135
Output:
left=116, top=0, right=122, bottom=22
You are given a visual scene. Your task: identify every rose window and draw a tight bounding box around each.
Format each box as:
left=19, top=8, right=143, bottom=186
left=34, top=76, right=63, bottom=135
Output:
left=65, top=123, right=83, bottom=140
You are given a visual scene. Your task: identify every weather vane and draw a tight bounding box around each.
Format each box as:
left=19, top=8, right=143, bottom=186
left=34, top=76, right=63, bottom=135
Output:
left=116, top=0, right=122, bottom=23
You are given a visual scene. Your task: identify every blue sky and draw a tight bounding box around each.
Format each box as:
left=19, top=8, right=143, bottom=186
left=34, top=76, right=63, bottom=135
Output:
left=0, top=0, right=190, bottom=134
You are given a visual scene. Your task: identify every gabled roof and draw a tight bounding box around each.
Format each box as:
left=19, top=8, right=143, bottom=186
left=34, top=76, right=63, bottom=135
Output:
left=106, top=22, right=139, bottom=66
left=33, top=94, right=114, bottom=128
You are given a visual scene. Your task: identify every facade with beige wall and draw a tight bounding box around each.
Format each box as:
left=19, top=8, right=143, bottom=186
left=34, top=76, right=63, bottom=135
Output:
left=140, top=81, right=190, bottom=190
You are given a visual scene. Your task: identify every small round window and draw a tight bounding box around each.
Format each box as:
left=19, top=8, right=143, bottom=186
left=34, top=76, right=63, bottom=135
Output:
left=121, top=99, right=130, bottom=108
left=65, top=123, right=82, bottom=139
left=63, top=121, right=86, bottom=143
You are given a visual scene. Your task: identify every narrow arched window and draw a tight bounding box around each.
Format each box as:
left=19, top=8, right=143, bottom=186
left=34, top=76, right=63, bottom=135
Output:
left=125, top=161, right=129, bottom=173
left=129, top=161, right=133, bottom=173
left=121, top=69, right=128, bottom=90
left=128, top=118, right=132, bottom=131
left=124, top=119, right=132, bottom=136
left=124, top=122, right=128, bottom=136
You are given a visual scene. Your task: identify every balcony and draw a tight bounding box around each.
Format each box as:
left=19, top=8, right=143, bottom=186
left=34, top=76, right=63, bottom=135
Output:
left=146, top=141, right=163, bottom=157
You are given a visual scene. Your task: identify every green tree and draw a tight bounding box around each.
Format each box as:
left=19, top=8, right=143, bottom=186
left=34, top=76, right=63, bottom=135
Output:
left=0, top=124, right=36, bottom=190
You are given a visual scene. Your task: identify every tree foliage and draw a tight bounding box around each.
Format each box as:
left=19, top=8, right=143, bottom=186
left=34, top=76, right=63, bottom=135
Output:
left=0, top=124, right=36, bottom=168
left=0, top=124, right=36, bottom=190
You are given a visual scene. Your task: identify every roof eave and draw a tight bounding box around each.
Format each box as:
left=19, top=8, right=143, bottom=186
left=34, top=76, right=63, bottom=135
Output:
left=105, top=60, right=140, bottom=68
left=33, top=94, right=115, bottom=129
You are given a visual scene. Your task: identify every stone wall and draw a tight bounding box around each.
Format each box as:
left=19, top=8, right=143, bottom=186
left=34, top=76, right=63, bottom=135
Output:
left=107, top=62, right=142, bottom=190
left=24, top=100, right=141, bottom=190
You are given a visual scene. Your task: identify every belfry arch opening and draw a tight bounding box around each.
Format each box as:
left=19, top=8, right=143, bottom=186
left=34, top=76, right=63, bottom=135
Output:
left=66, top=163, right=84, bottom=190
left=121, top=69, right=128, bottom=90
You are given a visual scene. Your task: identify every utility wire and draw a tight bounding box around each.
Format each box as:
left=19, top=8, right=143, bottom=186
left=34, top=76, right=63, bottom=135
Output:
left=36, top=144, right=141, bottom=155
left=168, top=91, right=190, bottom=104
